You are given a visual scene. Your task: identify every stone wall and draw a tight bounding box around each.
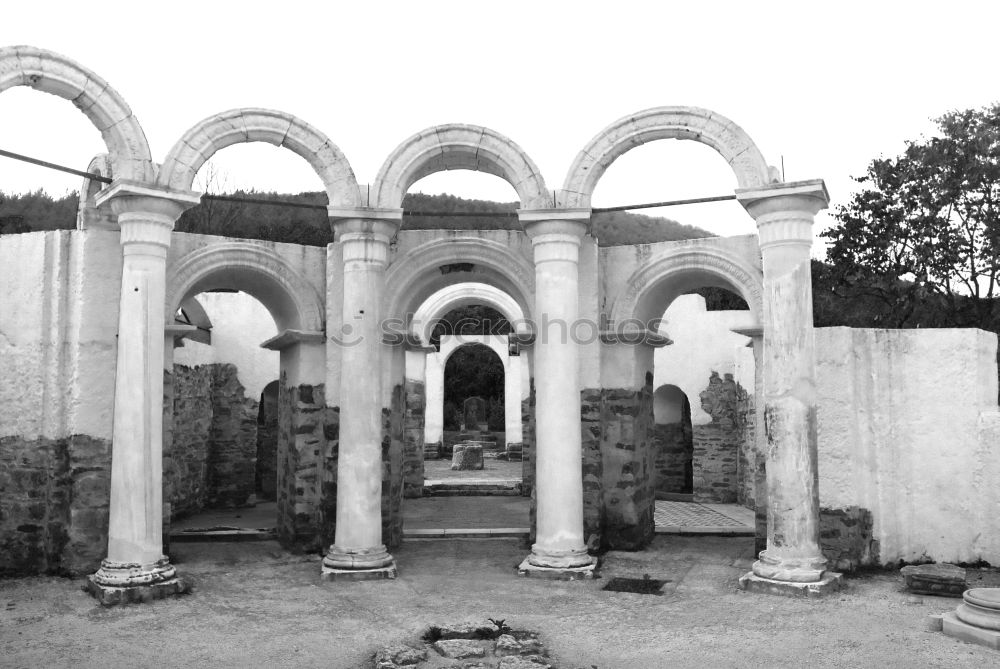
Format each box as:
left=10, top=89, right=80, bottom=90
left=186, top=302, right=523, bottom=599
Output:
left=255, top=382, right=280, bottom=500
left=652, top=419, right=692, bottom=496
left=736, top=380, right=758, bottom=508
left=691, top=372, right=745, bottom=504
left=521, top=381, right=535, bottom=499
left=164, top=363, right=259, bottom=518
left=0, top=435, right=110, bottom=576
left=820, top=506, right=879, bottom=572
left=207, top=365, right=259, bottom=508
left=402, top=379, right=426, bottom=499
left=276, top=375, right=325, bottom=552
left=579, top=376, right=657, bottom=551
left=164, top=366, right=212, bottom=517
left=382, top=389, right=405, bottom=548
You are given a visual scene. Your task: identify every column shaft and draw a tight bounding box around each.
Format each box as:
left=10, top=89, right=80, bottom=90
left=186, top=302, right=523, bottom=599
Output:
left=738, top=181, right=831, bottom=585
left=521, top=216, right=595, bottom=573
left=323, top=217, right=398, bottom=578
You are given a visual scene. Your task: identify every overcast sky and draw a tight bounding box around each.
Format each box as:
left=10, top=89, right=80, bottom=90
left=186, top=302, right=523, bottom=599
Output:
left=3, top=1, right=998, bottom=253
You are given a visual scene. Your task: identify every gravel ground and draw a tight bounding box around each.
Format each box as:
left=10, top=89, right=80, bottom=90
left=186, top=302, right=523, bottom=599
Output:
left=1, top=536, right=997, bottom=668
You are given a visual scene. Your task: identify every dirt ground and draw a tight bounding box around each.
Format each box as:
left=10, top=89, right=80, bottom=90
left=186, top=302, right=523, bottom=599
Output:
left=2, top=536, right=998, bottom=668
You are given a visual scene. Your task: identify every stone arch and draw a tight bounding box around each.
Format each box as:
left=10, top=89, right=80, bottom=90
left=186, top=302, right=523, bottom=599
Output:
left=411, top=282, right=529, bottom=345
left=370, top=124, right=550, bottom=209
left=611, top=245, right=764, bottom=328
left=561, top=106, right=775, bottom=208
left=385, top=236, right=535, bottom=327
left=158, top=108, right=362, bottom=207
left=0, top=45, right=154, bottom=182
left=165, top=242, right=324, bottom=332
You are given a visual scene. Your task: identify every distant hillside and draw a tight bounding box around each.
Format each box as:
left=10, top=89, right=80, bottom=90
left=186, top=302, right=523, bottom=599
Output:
left=1, top=189, right=713, bottom=246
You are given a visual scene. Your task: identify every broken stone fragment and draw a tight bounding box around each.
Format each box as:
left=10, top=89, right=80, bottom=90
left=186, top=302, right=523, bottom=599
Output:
left=495, top=633, right=543, bottom=656
left=433, top=639, right=487, bottom=659
left=451, top=444, right=484, bottom=470
left=373, top=642, right=427, bottom=666
left=433, top=621, right=494, bottom=639
left=497, top=655, right=552, bottom=668
left=900, top=563, right=967, bottom=597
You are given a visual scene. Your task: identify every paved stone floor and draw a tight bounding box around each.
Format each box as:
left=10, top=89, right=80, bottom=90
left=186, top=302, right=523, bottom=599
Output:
left=653, top=500, right=755, bottom=535
left=4, top=536, right=998, bottom=668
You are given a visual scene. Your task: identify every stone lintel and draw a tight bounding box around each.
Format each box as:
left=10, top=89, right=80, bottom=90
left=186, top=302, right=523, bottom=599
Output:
left=165, top=323, right=198, bottom=338
left=260, top=329, right=325, bottom=351
left=738, top=571, right=844, bottom=598
left=941, top=611, right=1000, bottom=650
left=516, top=557, right=597, bottom=581
left=321, top=563, right=398, bottom=582
left=327, top=206, right=403, bottom=226
left=85, top=576, right=187, bottom=606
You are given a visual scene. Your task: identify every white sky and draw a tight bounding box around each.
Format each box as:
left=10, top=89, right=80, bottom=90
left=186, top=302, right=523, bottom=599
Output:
left=2, top=1, right=998, bottom=255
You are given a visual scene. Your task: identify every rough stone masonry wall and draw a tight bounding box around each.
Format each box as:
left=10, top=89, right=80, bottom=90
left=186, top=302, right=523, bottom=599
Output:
left=0, top=435, right=111, bottom=576
left=207, top=365, right=259, bottom=508
left=820, top=506, right=879, bottom=572
left=164, top=366, right=212, bottom=517
left=255, top=385, right=280, bottom=500
left=402, top=379, right=426, bottom=499
left=692, top=372, right=745, bottom=504
left=164, top=363, right=259, bottom=518
left=276, top=375, right=326, bottom=552
left=580, top=376, right=656, bottom=551
left=653, top=415, right=692, bottom=496
left=382, top=387, right=405, bottom=548
left=736, top=381, right=757, bottom=509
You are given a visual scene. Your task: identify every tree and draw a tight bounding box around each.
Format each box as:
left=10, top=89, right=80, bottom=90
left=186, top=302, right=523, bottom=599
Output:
left=823, top=104, right=1000, bottom=330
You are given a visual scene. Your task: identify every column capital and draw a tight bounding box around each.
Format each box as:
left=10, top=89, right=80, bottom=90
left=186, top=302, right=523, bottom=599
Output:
left=518, top=208, right=590, bottom=241
left=95, top=181, right=202, bottom=250
left=328, top=207, right=402, bottom=242
left=736, top=179, right=829, bottom=250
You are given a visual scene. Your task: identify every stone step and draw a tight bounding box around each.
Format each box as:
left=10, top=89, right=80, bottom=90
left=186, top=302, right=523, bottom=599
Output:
left=403, top=527, right=529, bottom=539
left=169, top=527, right=277, bottom=542
left=423, top=479, right=522, bottom=496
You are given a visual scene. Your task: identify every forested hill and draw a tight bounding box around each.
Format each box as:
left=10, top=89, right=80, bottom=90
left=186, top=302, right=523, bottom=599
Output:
left=0, top=190, right=713, bottom=246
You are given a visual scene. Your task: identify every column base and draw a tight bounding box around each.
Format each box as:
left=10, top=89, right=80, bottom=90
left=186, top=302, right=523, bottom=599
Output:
left=517, top=556, right=597, bottom=580
left=739, top=571, right=843, bottom=598
left=752, top=551, right=828, bottom=582
left=321, top=562, right=398, bottom=582
left=941, top=612, right=1000, bottom=650
left=321, top=544, right=397, bottom=581
left=86, top=557, right=186, bottom=606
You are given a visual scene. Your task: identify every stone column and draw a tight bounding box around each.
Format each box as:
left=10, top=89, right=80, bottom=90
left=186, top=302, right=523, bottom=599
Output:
left=87, top=183, right=200, bottom=605
left=518, top=210, right=596, bottom=578
left=322, top=211, right=401, bottom=580
left=736, top=180, right=842, bottom=595
left=504, top=348, right=523, bottom=444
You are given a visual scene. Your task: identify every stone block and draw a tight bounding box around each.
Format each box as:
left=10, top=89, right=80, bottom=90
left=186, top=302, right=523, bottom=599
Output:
left=373, top=643, right=426, bottom=666
left=433, top=638, right=486, bottom=659
left=738, top=571, right=844, bottom=598
left=451, top=444, right=484, bottom=471
left=900, top=563, right=967, bottom=597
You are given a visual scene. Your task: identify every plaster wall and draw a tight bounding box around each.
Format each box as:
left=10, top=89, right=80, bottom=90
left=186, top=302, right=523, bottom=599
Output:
left=815, top=327, right=1000, bottom=565
left=173, top=291, right=279, bottom=400
left=1, top=230, right=121, bottom=441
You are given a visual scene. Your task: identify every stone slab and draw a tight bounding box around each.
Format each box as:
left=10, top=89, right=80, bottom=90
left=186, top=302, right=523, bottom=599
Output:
left=941, top=611, right=1000, bottom=650
left=321, top=563, right=398, bottom=582
left=900, top=563, right=967, bottom=597
left=516, top=557, right=597, bottom=581
left=738, top=571, right=844, bottom=598
left=85, top=576, right=187, bottom=606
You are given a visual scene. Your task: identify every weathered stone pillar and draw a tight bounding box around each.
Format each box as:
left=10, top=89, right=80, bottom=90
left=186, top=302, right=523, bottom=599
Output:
left=736, top=180, right=842, bottom=595
left=504, top=349, right=523, bottom=444
left=322, top=211, right=400, bottom=580
left=87, top=183, right=199, bottom=605
left=518, top=211, right=596, bottom=578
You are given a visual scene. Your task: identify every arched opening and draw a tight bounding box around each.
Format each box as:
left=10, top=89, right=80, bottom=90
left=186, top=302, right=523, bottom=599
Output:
left=591, top=139, right=754, bottom=239
left=653, top=291, right=756, bottom=506
left=165, top=290, right=279, bottom=536
left=164, top=243, right=327, bottom=551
